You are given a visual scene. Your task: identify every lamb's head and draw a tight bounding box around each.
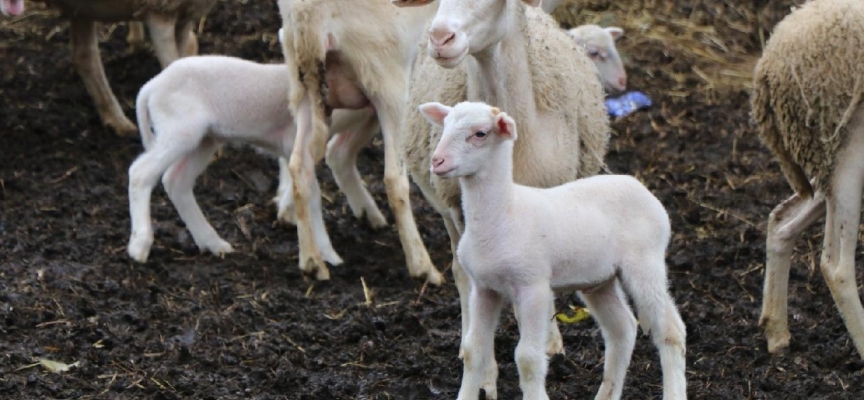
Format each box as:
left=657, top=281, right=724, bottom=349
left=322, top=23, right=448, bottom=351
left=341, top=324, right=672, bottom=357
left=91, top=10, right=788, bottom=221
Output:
left=567, top=25, right=627, bottom=93
left=1, top=0, right=25, bottom=16
left=394, top=0, right=541, bottom=68
left=419, top=101, right=517, bottom=179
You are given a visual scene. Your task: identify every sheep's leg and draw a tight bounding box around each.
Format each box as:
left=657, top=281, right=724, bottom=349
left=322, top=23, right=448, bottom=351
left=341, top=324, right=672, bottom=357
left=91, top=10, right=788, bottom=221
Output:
left=174, top=19, right=197, bottom=57
left=128, top=132, right=202, bottom=263
left=69, top=18, right=137, bottom=137
left=443, top=210, right=470, bottom=347
left=126, top=21, right=146, bottom=53
left=375, top=104, right=444, bottom=285
left=146, top=13, right=181, bottom=68
left=759, top=193, right=824, bottom=353
left=274, top=157, right=297, bottom=224
left=579, top=281, right=638, bottom=400
left=288, top=97, right=338, bottom=280
left=820, top=121, right=864, bottom=358
left=325, top=114, right=387, bottom=228
left=512, top=285, right=554, bottom=400
left=620, top=258, right=687, bottom=400
left=162, top=138, right=234, bottom=257
left=456, top=285, right=503, bottom=400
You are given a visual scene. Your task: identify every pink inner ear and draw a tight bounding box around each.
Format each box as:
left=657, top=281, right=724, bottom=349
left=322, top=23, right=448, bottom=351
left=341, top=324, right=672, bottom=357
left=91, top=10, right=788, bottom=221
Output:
left=497, top=118, right=510, bottom=137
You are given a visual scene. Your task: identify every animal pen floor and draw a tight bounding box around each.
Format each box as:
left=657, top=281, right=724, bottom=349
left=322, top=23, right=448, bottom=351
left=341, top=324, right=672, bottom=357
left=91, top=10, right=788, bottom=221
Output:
left=1, top=0, right=862, bottom=399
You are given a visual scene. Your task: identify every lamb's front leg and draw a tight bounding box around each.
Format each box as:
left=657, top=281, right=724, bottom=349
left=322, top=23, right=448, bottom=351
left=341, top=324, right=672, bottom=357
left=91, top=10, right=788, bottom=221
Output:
left=513, top=285, right=555, bottom=400
left=457, top=285, right=503, bottom=400
left=579, top=281, right=638, bottom=400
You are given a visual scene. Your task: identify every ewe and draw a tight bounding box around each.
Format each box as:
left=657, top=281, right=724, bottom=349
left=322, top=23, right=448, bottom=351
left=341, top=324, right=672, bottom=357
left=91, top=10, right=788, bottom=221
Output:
left=127, top=55, right=378, bottom=263
left=566, top=24, right=628, bottom=93
left=420, top=101, right=686, bottom=400
left=752, top=0, right=864, bottom=358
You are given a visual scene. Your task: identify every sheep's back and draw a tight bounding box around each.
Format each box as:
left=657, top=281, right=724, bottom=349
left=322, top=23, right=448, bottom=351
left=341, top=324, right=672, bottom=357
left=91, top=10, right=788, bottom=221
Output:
left=752, top=0, right=864, bottom=194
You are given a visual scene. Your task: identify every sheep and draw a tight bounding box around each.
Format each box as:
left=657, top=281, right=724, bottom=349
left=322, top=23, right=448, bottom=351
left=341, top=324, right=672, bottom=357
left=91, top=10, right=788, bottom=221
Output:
left=751, top=0, right=864, bottom=358
left=419, top=100, right=687, bottom=400
left=566, top=24, right=627, bottom=93
left=1, top=0, right=24, bottom=15
left=276, top=0, right=445, bottom=283
left=394, top=0, right=610, bottom=393
left=19, top=0, right=216, bottom=136
left=127, top=55, right=380, bottom=263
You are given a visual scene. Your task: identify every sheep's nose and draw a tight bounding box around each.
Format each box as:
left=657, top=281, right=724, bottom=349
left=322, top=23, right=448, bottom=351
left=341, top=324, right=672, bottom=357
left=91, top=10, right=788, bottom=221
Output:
left=618, top=76, right=627, bottom=89
left=432, top=155, right=445, bottom=168
left=429, top=28, right=456, bottom=48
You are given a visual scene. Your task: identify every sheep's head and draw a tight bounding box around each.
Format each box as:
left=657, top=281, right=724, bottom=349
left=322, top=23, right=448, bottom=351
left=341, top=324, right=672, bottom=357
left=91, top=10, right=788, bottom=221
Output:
left=395, top=0, right=541, bottom=68
left=0, top=0, right=24, bottom=16
left=419, top=101, right=517, bottom=179
left=566, top=25, right=627, bottom=93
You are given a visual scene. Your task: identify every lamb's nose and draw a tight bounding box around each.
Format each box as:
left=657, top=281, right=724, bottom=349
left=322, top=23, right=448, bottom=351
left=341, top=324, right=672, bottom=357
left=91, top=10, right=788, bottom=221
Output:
left=432, top=156, right=445, bottom=168
left=429, top=28, right=455, bottom=48
left=618, top=76, right=627, bottom=89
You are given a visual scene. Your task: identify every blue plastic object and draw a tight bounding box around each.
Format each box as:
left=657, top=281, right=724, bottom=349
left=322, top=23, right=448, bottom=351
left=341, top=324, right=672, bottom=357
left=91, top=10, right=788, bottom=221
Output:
left=604, top=91, right=652, bottom=118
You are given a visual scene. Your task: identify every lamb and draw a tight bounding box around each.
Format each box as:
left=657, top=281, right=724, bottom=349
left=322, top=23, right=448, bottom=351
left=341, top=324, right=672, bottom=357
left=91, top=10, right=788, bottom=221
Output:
left=395, top=0, right=609, bottom=392
left=127, top=55, right=380, bottom=263
left=276, top=0, right=445, bottom=283
left=1, top=0, right=24, bottom=15
left=566, top=24, right=627, bottom=93
left=19, top=0, right=216, bottom=136
left=419, top=101, right=687, bottom=400
left=751, top=0, right=864, bottom=358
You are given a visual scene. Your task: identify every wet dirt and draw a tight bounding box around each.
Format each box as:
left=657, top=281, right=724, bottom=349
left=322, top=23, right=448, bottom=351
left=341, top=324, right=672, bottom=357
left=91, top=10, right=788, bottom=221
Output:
left=1, top=0, right=863, bottom=399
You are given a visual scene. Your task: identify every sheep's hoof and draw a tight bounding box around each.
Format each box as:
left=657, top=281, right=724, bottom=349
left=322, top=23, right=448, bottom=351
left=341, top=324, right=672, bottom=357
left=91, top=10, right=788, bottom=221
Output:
left=407, top=253, right=445, bottom=286
left=276, top=205, right=297, bottom=225
left=759, top=316, right=791, bottom=353
left=321, top=248, right=344, bottom=267
left=299, top=253, right=331, bottom=281
left=546, top=327, right=566, bottom=356
left=364, top=209, right=388, bottom=230
left=127, top=234, right=153, bottom=263
left=203, top=240, right=234, bottom=257
left=106, top=116, right=139, bottom=138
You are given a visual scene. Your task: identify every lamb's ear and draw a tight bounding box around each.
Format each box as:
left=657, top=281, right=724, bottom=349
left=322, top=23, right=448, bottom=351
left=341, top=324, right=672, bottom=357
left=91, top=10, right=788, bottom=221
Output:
left=605, top=26, right=624, bottom=41
left=495, top=112, right=517, bottom=140
left=522, top=0, right=542, bottom=7
left=418, top=102, right=452, bottom=127
left=391, top=0, right=437, bottom=8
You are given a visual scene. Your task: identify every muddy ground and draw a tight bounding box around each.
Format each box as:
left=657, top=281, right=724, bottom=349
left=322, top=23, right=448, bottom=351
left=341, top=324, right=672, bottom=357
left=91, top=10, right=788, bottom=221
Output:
left=1, top=0, right=863, bottom=399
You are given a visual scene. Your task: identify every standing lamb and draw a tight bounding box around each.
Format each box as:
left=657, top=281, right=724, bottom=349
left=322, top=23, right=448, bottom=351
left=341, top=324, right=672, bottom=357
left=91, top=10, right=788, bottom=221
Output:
left=22, top=0, right=216, bottom=136
left=127, top=55, right=379, bottom=263
left=277, top=0, right=444, bottom=283
left=395, top=0, right=609, bottom=392
left=420, top=101, right=687, bottom=400
left=566, top=24, right=627, bottom=93
left=752, top=0, right=864, bottom=358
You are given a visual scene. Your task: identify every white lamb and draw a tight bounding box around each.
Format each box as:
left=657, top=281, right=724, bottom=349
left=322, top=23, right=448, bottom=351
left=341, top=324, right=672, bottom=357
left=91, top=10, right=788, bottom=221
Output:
left=127, top=55, right=380, bottom=263
left=419, top=101, right=687, bottom=399
left=566, top=24, right=628, bottom=93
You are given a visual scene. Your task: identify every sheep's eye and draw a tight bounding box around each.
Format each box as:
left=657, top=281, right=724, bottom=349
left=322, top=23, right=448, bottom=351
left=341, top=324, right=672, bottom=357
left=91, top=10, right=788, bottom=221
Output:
left=475, top=131, right=487, bottom=138
left=588, top=50, right=600, bottom=58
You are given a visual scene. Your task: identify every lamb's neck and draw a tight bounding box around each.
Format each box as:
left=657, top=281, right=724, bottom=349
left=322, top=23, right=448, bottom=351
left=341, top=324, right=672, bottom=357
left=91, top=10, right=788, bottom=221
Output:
left=459, top=145, right=516, bottom=230
left=465, top=5, right=535, bottom=118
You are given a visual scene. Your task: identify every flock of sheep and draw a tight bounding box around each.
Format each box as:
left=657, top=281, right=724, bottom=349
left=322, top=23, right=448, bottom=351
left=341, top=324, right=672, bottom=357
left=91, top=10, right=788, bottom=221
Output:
left=2, top=0, right=864, bottom=398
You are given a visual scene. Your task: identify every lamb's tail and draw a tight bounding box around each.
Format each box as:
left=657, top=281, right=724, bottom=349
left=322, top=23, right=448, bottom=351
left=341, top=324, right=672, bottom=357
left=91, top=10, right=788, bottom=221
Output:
left=135, top=83, right=156, bottom=151
left=281, top=8, right=330, bottom=161
left=751, top=69, right=814, bottom=198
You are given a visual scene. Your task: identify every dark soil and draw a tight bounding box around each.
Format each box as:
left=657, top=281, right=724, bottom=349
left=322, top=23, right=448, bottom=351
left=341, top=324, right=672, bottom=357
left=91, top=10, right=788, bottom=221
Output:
left=1, top=0, right=863, bottom=399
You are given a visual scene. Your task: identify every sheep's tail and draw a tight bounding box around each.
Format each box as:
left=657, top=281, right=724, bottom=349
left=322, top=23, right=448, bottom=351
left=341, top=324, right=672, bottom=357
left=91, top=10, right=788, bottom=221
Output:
left=135, top=83, right=156, bottom=151
left=752, top=70, right=814, bottom=198
left=282, top=8, right=330, bottom=162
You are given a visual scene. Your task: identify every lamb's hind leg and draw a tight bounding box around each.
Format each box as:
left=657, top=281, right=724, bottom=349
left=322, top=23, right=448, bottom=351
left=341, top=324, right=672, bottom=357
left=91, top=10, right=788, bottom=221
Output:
left=69, top=18, right=137, bottom=137
left=620, top=259, right=687, bottom=400
left=579, top=281, right=638, bottom=400
left=325, top=111, right=387, bottom=228
left=759, top=192, right=824, bottom=353
left=820, top=115, right=864, bottom=358
left=162, top=137, right=233, bottom=257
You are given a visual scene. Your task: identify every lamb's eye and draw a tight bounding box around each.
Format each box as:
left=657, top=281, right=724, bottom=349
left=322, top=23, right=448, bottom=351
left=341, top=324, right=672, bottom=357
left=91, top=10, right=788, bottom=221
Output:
left=588, top=50, right=600, bottom=58
left=475, top=131, right=487, bottom=138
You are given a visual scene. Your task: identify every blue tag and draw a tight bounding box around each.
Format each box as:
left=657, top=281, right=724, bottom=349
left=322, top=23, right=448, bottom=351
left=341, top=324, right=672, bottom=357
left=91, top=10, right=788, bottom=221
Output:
left=604, top=91, right=652, bottom=118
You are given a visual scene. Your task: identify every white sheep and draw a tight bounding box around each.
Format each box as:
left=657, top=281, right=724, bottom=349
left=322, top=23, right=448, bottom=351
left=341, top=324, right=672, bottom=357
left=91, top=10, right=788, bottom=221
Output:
left=16, top=0, right=216, bottom=136
left=127, top=55, right=380, bottom=263
left=752, top=0, right=864, bottom=358
left=277, top=0, right=445, bottom=283
left=395, top=0, right=610, bottom=394
left=420, top=100, right=687, bottom=400
left=566, top=24, right=628, bottom=93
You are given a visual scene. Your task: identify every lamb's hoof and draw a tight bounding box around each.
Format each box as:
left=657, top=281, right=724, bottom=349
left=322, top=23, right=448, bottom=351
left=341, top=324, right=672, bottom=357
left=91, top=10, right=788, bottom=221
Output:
left=203, top=239, right=235, bottom=257
left=127, top=234, right=153, bottom=263
left=106, top=116, right=139, bottom=138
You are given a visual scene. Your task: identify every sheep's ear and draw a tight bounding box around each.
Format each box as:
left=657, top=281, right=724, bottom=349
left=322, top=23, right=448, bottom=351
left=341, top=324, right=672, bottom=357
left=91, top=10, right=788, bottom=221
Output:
left=418, top=102, right=451, bottom=127
left=605, top=27, right=624, bottom=41
left=391, top=0, right=437, bottom=8
left=522, top=0, right=542, bottom=7
left=495, top=112, right=517, bottom=140
left=565, top=28, right=584, bottom=44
